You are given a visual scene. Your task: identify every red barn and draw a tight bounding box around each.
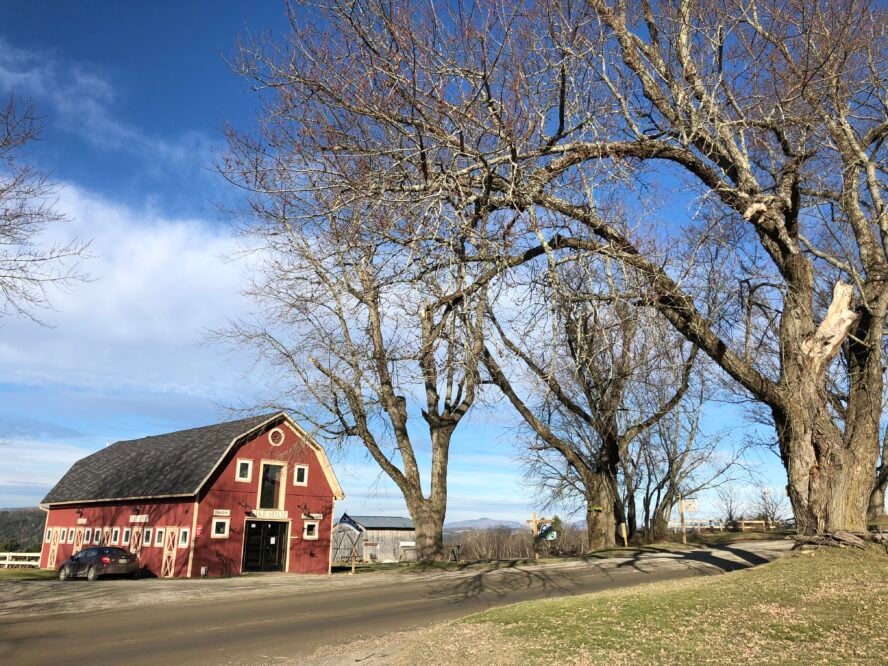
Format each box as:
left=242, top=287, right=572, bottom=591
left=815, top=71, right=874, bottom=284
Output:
left=38, top=412, right=344, bottom=578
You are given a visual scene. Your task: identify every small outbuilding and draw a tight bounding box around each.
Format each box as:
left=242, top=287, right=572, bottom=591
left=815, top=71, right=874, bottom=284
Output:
left=39, top=412, right=344, bottom=577
left=331, top=513, right=415, bottom=563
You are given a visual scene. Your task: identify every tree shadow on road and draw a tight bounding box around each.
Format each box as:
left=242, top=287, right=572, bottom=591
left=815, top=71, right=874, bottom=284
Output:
left=422, top=544, right=781, bottom=604
left=421, top=561, right=585, bottom=605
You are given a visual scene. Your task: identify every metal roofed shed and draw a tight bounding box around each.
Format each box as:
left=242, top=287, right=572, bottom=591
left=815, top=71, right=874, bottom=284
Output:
left=332, top=513, right=416, bottom=563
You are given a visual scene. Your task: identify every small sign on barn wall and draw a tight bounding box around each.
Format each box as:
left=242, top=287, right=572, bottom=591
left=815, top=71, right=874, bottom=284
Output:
left=251, top=509, right=288, bottom=520
left=129, top=515, right=149, bottom=523
left=213, top=509, right=231, bottom=517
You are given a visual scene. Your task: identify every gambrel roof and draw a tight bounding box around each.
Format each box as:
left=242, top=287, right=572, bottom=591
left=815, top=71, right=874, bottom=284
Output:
left=339, top=513, right=414, bottom=530
left=41, top=412, right=344, bottom=505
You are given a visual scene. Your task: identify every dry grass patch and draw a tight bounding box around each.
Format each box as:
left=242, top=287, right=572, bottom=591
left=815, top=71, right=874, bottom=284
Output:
left=0, top=568, right=56, bottom=581
left=386, top=546, right=888, bottom=665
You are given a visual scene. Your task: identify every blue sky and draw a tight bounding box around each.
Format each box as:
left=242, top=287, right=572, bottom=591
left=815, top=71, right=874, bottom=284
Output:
left=0, top=2, right=785, bottom=522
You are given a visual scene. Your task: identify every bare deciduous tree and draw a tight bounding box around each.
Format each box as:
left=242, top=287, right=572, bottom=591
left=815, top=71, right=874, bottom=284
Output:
left=229, top=0, right=887, bottom=536
left=213, top=191, right=487, bottom=561
left=715, top=483, right=745, bottom=528
left=750, top=486, right=790, bottom=527
left=1, top=95, right=87, bottom=318
left=483, top=258, right=695, bottom=550
left=625, top=388, right=746, bottom=541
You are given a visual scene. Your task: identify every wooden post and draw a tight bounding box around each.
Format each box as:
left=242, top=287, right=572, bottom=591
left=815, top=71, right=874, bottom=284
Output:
left=619, top=522, right=628, bottom=547
left=679, top=493, right=687, bottom=545
left=527, top=512, right=540, bottom=560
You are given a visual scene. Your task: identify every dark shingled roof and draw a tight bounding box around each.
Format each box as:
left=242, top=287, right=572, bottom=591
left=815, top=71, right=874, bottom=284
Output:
left=340, top=514, right=414, bottom=530
left=42, top=413, right=281, bottom=505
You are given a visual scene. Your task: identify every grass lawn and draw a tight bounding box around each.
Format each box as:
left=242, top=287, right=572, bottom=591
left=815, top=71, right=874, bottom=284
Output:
left=393, top=545, right=888, bottom=665
left=0, top=568, right=57, bottom=581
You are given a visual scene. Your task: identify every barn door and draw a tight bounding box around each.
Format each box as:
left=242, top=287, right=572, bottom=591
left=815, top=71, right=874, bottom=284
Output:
left=130, top=526, right=143, bottom=558
left=73, top=528, right=85, bottom=554
left=102, top=527, right=112, bottom=546
left=161, top=527, right=179, bottom=578
left=47, top=528, right=61, bottom=569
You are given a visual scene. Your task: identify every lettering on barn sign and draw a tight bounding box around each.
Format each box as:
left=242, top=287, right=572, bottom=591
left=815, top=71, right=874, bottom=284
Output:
left=251, top=509, right=288, bottom=520
left=129, top=515, right=149, bottom=523
left=76, top=518, right=87, bottom=525
left=213, top=509, right=231, bottom=517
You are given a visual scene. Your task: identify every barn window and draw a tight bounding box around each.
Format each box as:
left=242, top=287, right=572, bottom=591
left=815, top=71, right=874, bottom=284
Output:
left=45, top=529, right=52, bottom=543
left=155, top=528, right=165, bottom=547
left=211, top=518, right=230, bottom=539
left=293, top=464, right=308, bottom=487
left=259, top=463, right=284, bottom=509
left=59, top=528, right=67, bottom=542
left=178, top=528, right=190, bottom=548
left=236, top=459, right=252, bottom=482
left=122, top=528, right=131, bottom=546
left=111, top=528, right=120, bottom=545
left=95, top=529, right=104, bottom=545
left=67, top=529, right=75, bottom=544
left=84, top=528, right=92, bottom=544
left=143, top=527, right=153, bottom=546
left=303, top=520, right=319, bottom=540
left=268, top=428, right=285, bottom=446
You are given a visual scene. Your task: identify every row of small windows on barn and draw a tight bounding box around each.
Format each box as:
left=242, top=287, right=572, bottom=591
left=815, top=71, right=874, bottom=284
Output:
left=45, top=526, right=197, bottom=548
left=235, top=459, right=309, bottom=486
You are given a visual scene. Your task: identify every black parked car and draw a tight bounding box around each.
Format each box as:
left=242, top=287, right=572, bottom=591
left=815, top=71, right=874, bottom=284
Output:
left=59, top=547, right=141, bottom=581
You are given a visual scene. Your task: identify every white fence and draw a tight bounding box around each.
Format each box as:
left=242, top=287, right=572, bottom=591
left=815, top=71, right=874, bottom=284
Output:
left=0, top=552, right=40, bottom=568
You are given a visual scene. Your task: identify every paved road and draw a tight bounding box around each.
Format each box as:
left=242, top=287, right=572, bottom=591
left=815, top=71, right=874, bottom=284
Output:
left=0, top=541, right=791, bottom=665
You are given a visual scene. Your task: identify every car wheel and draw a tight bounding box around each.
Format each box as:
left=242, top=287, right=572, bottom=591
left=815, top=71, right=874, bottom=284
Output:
left=58, top=566, right=70, bottom=581
left=86, top=566, right=99, bottom=582
left=131, top=569, right=141, bottom=580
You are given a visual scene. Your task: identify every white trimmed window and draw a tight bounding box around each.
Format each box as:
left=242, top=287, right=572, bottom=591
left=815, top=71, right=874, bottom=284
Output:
left=178, top=528, right=190, bottom=548
left=111, top=527, right=120, bottom=545
left=95, top=529, right=104, bottom=545
left=293, top=464, right=309, bottom=487
left=303, top=520, right=319, bottom=540
left=122, top=528, right=131, bottom=546
left=67, top=529, right=75, bottom=544
left=211, top=518, right=230, bottom=539
left=236, top=459, right=253, bottom=483
left=60, top=528, right=67, bottom=542
left=268, top=427, right=285, bottom=446
left=84, top=528, right=92, bottom=544
left=143, top=527, right=153, bottom=546
left=45, top=529, right=52, bottom=543
left=155, top=528, right=165, bottom=547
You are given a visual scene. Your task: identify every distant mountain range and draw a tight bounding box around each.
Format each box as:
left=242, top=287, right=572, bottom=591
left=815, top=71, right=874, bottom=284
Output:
left=444, top=517, right=524, bottom=531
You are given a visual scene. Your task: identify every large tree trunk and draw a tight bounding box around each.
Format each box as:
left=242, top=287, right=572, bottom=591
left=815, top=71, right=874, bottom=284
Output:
left=777, top=281, right=880, bottom=534
left=771, top=400, right=873, bottom=534
left=584, top=471, right=617, bottom=551
left=648, top=505, right=671, bottom=543
left=409, top=500, right=446, bottom=562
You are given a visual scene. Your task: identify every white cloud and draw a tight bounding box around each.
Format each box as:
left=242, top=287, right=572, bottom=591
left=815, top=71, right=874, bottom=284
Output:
left=0, top=38, right=220, bottom=163
left=0, top=183, right=257, bottom=398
